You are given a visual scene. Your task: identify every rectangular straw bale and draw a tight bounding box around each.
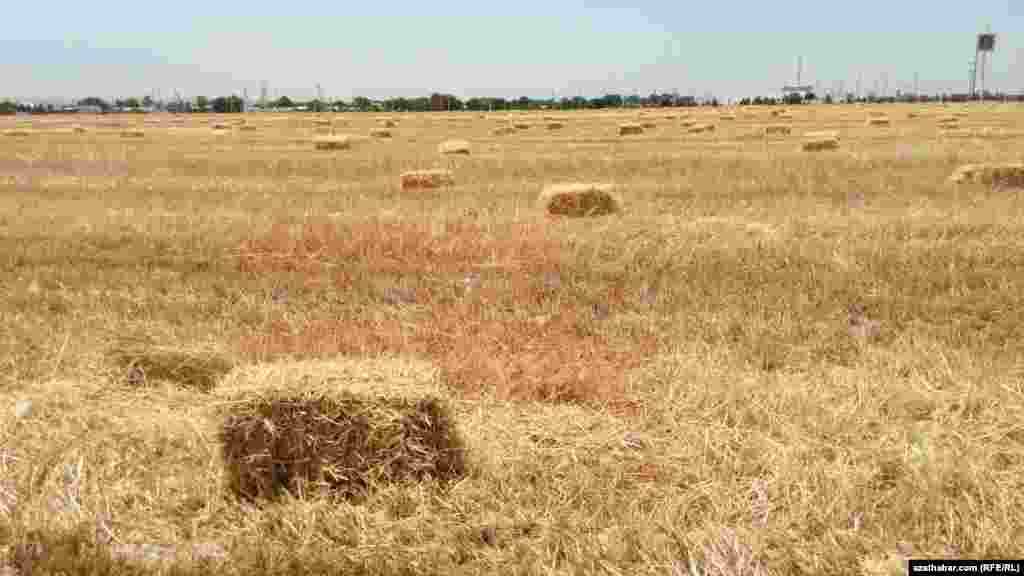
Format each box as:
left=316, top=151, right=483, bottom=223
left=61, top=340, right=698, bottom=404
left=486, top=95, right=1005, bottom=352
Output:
left=948, top=163, right=1024, bottom=188
left=538, top=182, right=621, bottom=217
left=215, top=359, right=467, bottom=502
left=618, top=123, right=644, bottom=135
left=762, top=124, right=791, bottom=136
left=401, top=169, right=455, bottom=190
left=314, top=134, right=356, bottom=150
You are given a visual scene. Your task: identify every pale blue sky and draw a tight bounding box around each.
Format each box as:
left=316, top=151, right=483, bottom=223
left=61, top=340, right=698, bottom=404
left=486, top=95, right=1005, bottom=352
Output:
left=2, top=0, right=1021, bottom=102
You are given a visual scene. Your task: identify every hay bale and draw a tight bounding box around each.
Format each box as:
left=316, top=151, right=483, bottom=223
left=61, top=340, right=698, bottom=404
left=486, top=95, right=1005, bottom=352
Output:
left=680, top=119, right=698, bottom=128
left=763, top=124, right=791, bottom=136
left=639, top=121, right=657, bottom=129
left=948, top=163, right=1024, bottom=188
left=400, top=169, right=455, bottom=190
left=866, top=116, right=891, bottom=127
left=370, top=128, right=392, bottom=138
left=618, top=123, right=644, bottom=136
left=546, top=121, right=564, bottom=130
left=492, top=126, right=517, bottom=136
left=770, top=109, right=789, bottom=117
left=438, top=139, right=471, bottom=155
left=313, top=118, right=332, bottom=127
left=71, top=125, right=88, bottom=134
left=238, top=124, right=258, bottom=131
left=802, top=132, right=840, bottom=151
left=378, top=118, right=397, bottom=128
left=513, top=122, right=531, bottom=130
left=215, top=359, right=467, bottom=501
left=314, top=134, right=356, bottom=150
left=538, top=182, right=621, bottom=217
left=687, top=123, right=715, bottom=134
left=3, top=129, right=32, bottom=137
left=107, top=337, right=234, bottom=392
left=719, top=113, right=736, bottom=121
left=120, top=129, right=145, bottom=138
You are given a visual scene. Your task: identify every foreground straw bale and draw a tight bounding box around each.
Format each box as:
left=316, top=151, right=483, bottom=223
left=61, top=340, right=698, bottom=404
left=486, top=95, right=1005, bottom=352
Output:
left=214, top=359, right=467, bottom=502
left=107, top=337, right=234, bottom=392
left=538, top=182, right=621, bottom=217
left=314, top=134, right=357, bottom=150
left=802, top=131, right=840, bottom=151
left=438, top=139, right=471, bottom=155
left=618, top=123, right=644, bottom=136
left=401, top=169, right=455, bottom=190
left=948, top=163, right=1024, bottom=188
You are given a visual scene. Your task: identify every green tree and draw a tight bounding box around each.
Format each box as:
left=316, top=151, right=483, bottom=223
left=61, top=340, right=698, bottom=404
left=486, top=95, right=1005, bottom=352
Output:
left=195, top=96, right=209, bottom=112
left=0, top=100, right=16, bottom=115
left=273, top=96, right=295, bottom=109
left=212, top=95, right=243, bottom=113
left=352, top=96, right=372, bottom=111
left=76, top=97, right=110, bottom=111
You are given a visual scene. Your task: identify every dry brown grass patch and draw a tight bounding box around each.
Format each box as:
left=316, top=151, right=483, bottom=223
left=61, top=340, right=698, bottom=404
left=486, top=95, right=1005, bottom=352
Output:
left=215, top=359, right=467, bottom=502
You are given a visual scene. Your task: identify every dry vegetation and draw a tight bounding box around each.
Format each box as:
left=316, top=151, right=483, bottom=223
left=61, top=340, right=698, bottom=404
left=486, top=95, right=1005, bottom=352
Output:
left=2, top=103, right=1024, bottom=575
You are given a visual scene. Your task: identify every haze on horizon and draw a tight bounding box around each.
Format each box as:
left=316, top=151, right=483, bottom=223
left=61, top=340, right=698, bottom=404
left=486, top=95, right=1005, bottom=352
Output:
left=2, top=0, right=1021, bottom=103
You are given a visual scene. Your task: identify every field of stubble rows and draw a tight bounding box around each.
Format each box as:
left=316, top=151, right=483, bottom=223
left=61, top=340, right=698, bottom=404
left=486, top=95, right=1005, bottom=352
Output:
left=1, top=104, right=1023, bottom=575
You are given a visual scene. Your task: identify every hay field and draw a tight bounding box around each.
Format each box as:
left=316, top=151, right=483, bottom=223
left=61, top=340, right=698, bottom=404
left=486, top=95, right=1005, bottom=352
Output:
left=2, top=103, right=1024, bottom=575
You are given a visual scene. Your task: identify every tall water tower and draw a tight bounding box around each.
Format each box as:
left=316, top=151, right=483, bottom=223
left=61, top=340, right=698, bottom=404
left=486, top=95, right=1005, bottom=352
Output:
left=971, top=29, right=997, bottom=99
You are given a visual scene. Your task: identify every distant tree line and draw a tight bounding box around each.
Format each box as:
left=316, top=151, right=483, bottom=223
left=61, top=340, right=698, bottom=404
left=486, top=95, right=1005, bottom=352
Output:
left=7, top=90, right=1020, bottom=115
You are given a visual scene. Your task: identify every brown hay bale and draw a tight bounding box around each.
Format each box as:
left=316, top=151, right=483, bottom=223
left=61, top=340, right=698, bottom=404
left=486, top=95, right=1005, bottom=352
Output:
left=378, top=118, right=397, bottom=128
left=801, top=133, right=840, bottom=151
left=120, top=129, right=145, bottom=138
left=680, top=119, right=698, bottom=128
left=215, top=359, right=467, bottom=502
left=3, top=129, right=33, bottom=137
left=401, top=169, right=455, bottom=190
left=438, top=139, right=471, bottom=155
left=907, top=111, right=920, bottom=119
left=640, top=121, right=657, bottom=129
left=71, top=125, right=88, bottom=134
left=762, top=124, right=792, bottom=136
left=718, top=113, right=736, bottom=121
left=618, top=123, right=644, bottom=136
left=313, top=118, right=332, bottom=127
left=513, top=122, right=531, bottom=130
left=238, top=124, right=258, bottom=131
left=937, top=115, right=959, bottom=126
left=370, top=128, right=392, bottom=138
left=866, top=116, right=891, bottom=127
left=770, top=109, right=789, bottom=117
left=107, top=336, right=234, bottom=392
left=948, top=163, right=1024, bottom=188
left=492, top=126, right=517, bottom=136
left=314, top=134, right=356, bottom=150
left=546, top=121, right=564, bottom=130
left=538, top=182, right=622, bottom=217
left=687, top=123, right=715, bottom=134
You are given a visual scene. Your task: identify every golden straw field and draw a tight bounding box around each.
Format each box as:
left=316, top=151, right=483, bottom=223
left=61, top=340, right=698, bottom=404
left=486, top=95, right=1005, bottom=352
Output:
left=2, top=103, right=1024, bottom=575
